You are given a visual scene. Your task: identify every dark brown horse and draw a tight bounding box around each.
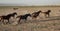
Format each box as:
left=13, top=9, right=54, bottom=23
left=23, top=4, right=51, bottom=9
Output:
left=31, top=10, right=41, bottom=19
left=0, top=12, right=17, bottom=24
left=41, top=10, right=51, bottom=17
left=16, top=13, right=31, bottom=24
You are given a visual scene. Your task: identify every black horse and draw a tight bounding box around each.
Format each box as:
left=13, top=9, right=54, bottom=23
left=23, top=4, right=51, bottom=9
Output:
left=16, top=13, right=31, bottom=24
left=42, top=10, right=51, bottom=17
left=0, top=12, right=17, bottom=24
left=31, top=10, right=41, bottom=19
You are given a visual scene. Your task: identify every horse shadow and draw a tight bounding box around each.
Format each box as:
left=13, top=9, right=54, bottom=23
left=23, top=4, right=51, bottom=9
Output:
left=28, top=16, right=60, bottom=23
left=40, top=16, right=60, bottom=22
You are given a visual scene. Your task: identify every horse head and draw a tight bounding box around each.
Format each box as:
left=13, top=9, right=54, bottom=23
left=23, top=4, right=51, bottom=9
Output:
left=38, top=10, right=42, bottom=13
left=13, top=12, right=17, bottom=15
left=48, top=10, right=51, bottom=12
left=11, top=12, right=17, bottom=17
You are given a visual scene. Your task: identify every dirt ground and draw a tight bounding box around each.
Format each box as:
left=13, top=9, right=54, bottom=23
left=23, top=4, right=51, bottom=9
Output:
left=0, top=6, right=60, bottom=31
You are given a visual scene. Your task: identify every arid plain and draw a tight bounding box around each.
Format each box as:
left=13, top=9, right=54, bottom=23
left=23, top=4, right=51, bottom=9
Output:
left=0, top=6, right=60, bottom=31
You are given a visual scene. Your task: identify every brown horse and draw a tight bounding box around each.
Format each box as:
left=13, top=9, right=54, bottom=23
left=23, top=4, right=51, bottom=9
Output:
left=41, top=10, right=51, bottom=17
left=31, top=10, right=41, bottom=19
left=16, top=13, right=31, bottom=24
left=0, top=12, right=17, bottom=24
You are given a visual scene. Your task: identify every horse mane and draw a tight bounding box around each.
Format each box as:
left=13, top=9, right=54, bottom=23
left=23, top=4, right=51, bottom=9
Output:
left=48, top=10, right=51, bottom=12
left=32, top=10, right=41, bottom=14
left=6, top=12, right=17, bottom=16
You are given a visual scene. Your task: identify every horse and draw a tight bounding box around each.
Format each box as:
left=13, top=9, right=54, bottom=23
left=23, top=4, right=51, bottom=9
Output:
left=31, top=10, right=41, bottom=19
left=41, top=10, right=51, bottom=17
left=0, top=12, right=17, bottom=24
left=16, top=13, right=31, bottom=24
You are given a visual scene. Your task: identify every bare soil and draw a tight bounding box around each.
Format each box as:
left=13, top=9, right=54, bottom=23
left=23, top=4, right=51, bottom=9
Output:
left=0, top=6, right=60, bottom=31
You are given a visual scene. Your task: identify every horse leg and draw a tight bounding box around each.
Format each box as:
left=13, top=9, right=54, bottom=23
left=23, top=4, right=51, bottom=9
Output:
left=31, top=15, right=34, bottom=19
left=0, top=18, right=2, bottom=22
left=2, top=19, right=5, bottom=24
left=47, top=13, right=50, bottom=18
left=32, top=17, right=33, bottom=19
left=6, top=19, right=10, bottom=24
left=24, top=18, right=27, bottom=23
left=0, top=19, right=1, bottom=22
left=8, top=19, right=10, bottom=24
left=45, top=14, right=47, bottom=18
left=18, top=18, right=21, bottom=24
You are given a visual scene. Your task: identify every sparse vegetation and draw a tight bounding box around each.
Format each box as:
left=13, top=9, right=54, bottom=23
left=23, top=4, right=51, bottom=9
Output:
left=0, top=6, right=60, bottom=31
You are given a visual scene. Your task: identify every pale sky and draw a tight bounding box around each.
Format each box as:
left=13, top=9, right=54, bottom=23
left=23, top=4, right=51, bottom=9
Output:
left=0, top=0, right=60, bottom=6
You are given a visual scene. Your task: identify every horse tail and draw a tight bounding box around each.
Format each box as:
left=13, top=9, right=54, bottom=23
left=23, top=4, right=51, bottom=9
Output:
left=16, top=16, right=21, bottom=18
left=0, top=16, right=3, bottom=22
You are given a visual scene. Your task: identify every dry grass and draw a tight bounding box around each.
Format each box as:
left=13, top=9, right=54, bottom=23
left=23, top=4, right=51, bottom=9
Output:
left=0, top=18, right=60, bottom=31
left=0, top=6, right=60, bottom=31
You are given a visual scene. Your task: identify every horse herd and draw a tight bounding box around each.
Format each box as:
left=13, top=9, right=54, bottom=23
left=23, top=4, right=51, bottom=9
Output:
left=0, top=10, right=51, bottom=24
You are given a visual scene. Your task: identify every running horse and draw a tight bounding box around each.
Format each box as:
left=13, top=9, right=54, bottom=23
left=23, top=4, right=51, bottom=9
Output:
left=16, top=13, right=31, bottom=24
left=31, top=10, right=41, bottom=19
left=0, top=12, right=17, bottom=24
left=41, top=10, right=51, bottom=17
